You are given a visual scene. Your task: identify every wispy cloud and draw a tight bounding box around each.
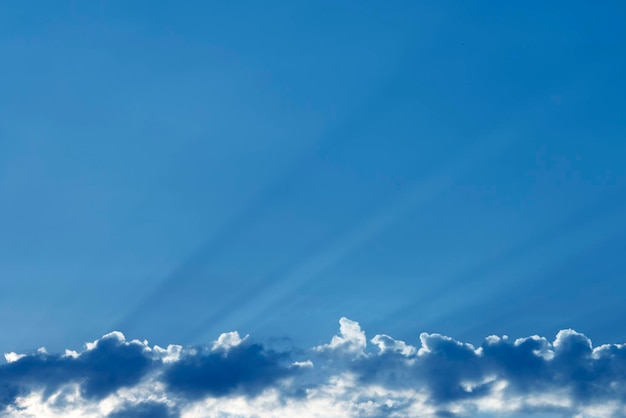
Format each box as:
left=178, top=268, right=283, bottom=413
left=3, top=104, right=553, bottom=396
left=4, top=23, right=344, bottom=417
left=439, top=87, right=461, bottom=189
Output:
left=2, top=318, right=626, bottom=417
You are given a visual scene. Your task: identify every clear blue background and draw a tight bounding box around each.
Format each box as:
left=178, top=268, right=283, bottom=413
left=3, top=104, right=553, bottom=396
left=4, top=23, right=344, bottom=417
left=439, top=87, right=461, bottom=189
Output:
left=1, top=1, right=625, bottom=352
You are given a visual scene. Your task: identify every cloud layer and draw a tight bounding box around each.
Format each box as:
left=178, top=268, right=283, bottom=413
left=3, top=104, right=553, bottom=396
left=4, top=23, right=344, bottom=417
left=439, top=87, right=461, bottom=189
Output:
left=2, top=318, right=626, bottom=417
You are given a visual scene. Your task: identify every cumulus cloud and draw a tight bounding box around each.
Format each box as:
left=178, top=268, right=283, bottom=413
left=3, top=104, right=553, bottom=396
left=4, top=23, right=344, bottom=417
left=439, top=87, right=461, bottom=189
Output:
left=163, top=339, right=293, bottom=400
left=2, top=318, right=626, bottom=417
left=0, top=331, right=154, bottom=410
left=315, top=317, right=368, bottom=355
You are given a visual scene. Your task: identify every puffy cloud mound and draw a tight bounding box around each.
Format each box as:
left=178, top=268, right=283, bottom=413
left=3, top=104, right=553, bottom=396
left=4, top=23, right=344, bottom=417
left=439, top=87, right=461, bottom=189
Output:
left=0, top=331, right=154, bottom=409
left=163, top=340, right=293, bottom=399
left=1, top=318, right=626, bottom=417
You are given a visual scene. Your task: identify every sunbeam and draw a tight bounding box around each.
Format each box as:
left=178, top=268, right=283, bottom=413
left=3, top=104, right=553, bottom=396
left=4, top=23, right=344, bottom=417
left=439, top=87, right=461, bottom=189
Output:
left=113, top=52, right=415, bottom=339
left=188, top=129, right=519, bottom=341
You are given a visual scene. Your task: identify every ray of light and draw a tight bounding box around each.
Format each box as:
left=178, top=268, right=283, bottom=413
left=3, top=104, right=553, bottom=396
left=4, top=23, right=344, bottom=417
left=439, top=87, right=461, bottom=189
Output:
left=402, top=195, right=626, bottom=339
left=383, top=187, right=626, bottom=326
left=186, top=129, right=519, bottom=342
left=112, top=63, right=415, bottom=337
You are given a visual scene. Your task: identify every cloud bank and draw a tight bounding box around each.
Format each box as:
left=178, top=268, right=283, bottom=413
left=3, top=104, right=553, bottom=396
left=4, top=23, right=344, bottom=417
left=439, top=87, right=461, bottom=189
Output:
left=2, top=318, right=626, bottom=417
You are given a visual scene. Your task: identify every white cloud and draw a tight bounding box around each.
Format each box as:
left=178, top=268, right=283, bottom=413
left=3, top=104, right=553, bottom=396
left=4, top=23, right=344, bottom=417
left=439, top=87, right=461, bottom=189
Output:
left=315, top=317, right=367, bottom=354
left=3, top=352, right=26, bottom=363
left=211, top=331, right=248, bottom=352
left=371, top=334, right=417, bottom=356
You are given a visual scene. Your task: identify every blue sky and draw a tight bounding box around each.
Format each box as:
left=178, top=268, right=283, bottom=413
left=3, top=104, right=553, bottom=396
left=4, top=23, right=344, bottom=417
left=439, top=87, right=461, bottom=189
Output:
left=1, top=2, right=625, bottom=416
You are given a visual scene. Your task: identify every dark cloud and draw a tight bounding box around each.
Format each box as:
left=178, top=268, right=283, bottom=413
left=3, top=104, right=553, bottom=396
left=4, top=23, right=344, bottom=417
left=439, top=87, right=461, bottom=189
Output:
left=353, top=332, right=489, bottom=403
left=107, top=401, right=179, bottom=418
left=2, top=319, right=626, bottom=417
left=163, top=342, right=294, bottom=399
left=348, top=327, right=626, bottom=415
left=75, top=333, right=155, bottom=399
left=0, top=332, right=155, bottom=409
left=0, top=381, right=21, bottom=410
